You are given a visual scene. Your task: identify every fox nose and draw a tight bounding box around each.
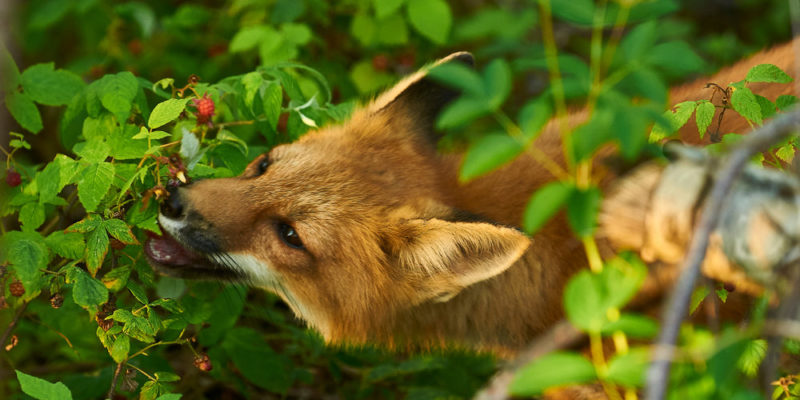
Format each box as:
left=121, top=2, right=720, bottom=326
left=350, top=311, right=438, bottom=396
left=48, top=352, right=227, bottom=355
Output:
left=161, top=186, right=184, bottom=219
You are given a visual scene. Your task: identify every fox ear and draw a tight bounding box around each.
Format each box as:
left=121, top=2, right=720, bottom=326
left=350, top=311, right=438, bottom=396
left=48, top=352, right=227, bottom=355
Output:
left=384, top=218, right=529, bottom=304
left=367, top=52, right=474, bottom=140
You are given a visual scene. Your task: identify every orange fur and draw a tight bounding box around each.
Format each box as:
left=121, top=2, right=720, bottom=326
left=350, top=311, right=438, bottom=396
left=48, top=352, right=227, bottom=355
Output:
left=147, top=38, right=798, bottom=356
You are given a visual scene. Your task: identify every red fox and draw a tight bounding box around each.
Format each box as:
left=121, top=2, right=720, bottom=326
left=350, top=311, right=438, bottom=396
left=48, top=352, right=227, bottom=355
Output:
left=145, top=38, right=798, bottom=355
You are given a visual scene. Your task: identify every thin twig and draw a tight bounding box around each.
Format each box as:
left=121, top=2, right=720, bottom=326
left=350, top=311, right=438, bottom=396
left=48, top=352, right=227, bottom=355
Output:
left=760, top=261, right=800, bottom=394
left=645, top=107, right=800, bottom=400
left=106, top=362, right=123, bottom=400
left=0, top=302, right=28, bottom=357
left=473, top=320, right=583, bottom=400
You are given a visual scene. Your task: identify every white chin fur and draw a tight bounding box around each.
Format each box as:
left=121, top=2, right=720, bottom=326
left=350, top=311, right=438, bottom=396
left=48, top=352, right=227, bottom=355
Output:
left=158, top=214, right=186, bottom=237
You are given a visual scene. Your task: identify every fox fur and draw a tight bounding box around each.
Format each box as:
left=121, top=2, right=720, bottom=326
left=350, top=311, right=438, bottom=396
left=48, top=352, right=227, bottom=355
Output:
left=146, top=38, right=799, bottom=356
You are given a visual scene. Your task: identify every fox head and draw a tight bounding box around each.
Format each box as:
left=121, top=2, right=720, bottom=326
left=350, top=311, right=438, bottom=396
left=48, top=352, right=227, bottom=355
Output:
left=145, top=53, right=532, bottom=347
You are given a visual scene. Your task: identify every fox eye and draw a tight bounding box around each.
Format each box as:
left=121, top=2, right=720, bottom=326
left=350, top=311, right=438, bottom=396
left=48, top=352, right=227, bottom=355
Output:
left=278, top=223, right=303, bottom=249
left=256, top=157, right=270, bottom=176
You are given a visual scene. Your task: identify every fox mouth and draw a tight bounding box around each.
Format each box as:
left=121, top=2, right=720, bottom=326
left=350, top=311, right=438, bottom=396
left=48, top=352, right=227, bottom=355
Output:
left=144, top=228, right=241, bottom=280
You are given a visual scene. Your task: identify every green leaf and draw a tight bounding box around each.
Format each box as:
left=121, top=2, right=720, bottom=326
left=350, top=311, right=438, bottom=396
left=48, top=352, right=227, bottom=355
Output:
left=45, top=231, right=85, bottom=259
left=3, top=231, right=49, bottom=300
left=66, top=266, right=109, bottom=307
left=101, top=265, right=131, bottom=292
left=695, top=100, right=715, bottom=139
left=230, top=25, right=275, bottom=52
left=75, top=138, right=111, bottom=164
left=564, top=270, right=604, bottom=332
left=509, top=352, right=596, bottom=396
left=222, top=327, right=293, bottom=393
left=776, top=142, right=795, bottom=164
left=567, top=187, right=601, bottom=237
left=19, top=202, right=46, bottom=230
left=37, top=160, right=62, bottom=204
left=428, top=62, right=484, bottom=96
left=85, top=226, right=109, bottom=276
left=350, top=13, right=377, bottom=47
left=0, top=42, right=20, bottom=93
left=746, top=64, right=793, bottom=83
left=716, top=288, right=729, bottom=303
left=406, top=0, right=451, bottom=45
left=518, top=95, right=553, bottom=141
left=689, top=285, right=710, bottom=314
left=110, top=334, right=130, bottom=363
left=262, top=82, right=283, bottom=131
left=523, top=182, right=573, bottom=235
left=776, top=95, right=798, bottom=111
left=128, top=281, right=149, bottom=304
left=483, top=59, right=511, bottom=110
left=242, top=72, right=263, bottom=110
left=66, top=214, right=103, bottom=233
left=77, top=162, right=115, bottom=213
left=6, top=91, right=43, bottom=133
left=606, top=348, right=649, bottom=387
left=20, top=63, right=85, bottom=106
left=374, top=0, right=405, bottom=18
left=104, top=218, right=138, bottom=244
left=148, top=98, right=190, bottom=129
left=737, top=339, right=766, bottom=377
left=601, top=313, right=659, bottom=339
left=16, top=370, right=73, bottom=400
left=377, top=13, right=408, bottom=45
left=436, top=97, right=490, bottom=129
left=731, top=87, right=762, bottom=125
left=459, top=134, right=522, bottom=182
left=755, top=94, right=776, bottom=120
left=155, top=394, right=182, bottom=400
left=97, top=72, right=139, bottom=122
left=155, top=372, right=181, bottom=383
left=647, top=41, right=706, bottom=76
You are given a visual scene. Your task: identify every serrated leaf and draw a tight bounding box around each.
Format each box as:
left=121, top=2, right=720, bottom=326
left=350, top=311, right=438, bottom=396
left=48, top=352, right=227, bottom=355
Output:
left=230, top=25, right=274, bottom=53
left=690, top=285, right=710, bottom=314
left=755, top=94, right=777, bottom=120
left=75, top=138, right=111, bottom=164
left=66, top=214, right=103, bottom=233
left=509, top=352, right=596, bottom=396
left=262, top=81, right=283, bottom=131
left=19, top=202, right=46, bottom=230
left=523, top=182, right=573, bottom=235
left=731, top=87, right=762, bottom=125
left=110, top=334, right=130, bottom=363
left=66, top=266, right=109, bottom=307
left=103, top=218, right=138, bottom=244
left=406, top=0, right=451, bottom=45
left=128, top=281, right=148, bottom=304
left=242, top=72, right=263, bottom=110
left=484, top=59, right=511, bottom=110
left=459, top=134, right=522, bottom=182
left=3, top=231, right=49, bottom=300
left=45, top=231, right=85, bottom=259
left=37, top=160, right=62, bottom=204
left=20, top=63, right=85, bottom=106
left=6, top=91, right=43, bottom=133
left=77, top=162, right=114, bottom=213
left=85, top=226, right=109, bottom=276
left=148, top=98, right=190, bottom=129
left=776, top=143, right=795, bottom=164
left=746, top=64, right=793, bottom=83
left=16, top=370, right=73, bottom=400
left=695, top=101, right=715, bottom=139
left=97, top=72, right=138, bottom=122
left=716, top=288, right=729, bottom=303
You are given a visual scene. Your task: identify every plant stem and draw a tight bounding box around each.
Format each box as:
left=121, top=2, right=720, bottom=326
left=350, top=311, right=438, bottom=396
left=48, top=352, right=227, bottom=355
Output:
left=538, top=0, right=572, bottom=168
left=493, top=111, right=570, bottom=181
left=106, top=362, right=123, bottom=400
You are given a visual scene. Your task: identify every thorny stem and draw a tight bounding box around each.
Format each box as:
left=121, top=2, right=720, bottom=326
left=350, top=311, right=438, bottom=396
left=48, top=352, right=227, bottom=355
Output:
left=645, top=107, right=800, bottom=400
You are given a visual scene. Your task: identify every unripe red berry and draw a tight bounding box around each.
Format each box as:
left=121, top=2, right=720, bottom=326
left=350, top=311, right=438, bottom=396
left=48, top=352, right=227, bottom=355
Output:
left=9, top=281, right=24, bottom=297
left=6, top=169, right=21, bottom=187
left=192, top=94, right=215, bottom=125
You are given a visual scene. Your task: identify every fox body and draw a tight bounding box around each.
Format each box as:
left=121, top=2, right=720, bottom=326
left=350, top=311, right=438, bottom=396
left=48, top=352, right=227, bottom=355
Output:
left=145, top=40, right=798, bottom=354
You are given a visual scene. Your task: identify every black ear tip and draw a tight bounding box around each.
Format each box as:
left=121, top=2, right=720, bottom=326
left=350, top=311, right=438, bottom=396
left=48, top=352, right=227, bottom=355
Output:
left=442, top=52, right=474, bottom=68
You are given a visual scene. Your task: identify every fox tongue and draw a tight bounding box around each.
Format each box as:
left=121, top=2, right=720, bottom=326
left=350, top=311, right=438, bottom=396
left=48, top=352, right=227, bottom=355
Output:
left=144, top=233, right=197, bottom=266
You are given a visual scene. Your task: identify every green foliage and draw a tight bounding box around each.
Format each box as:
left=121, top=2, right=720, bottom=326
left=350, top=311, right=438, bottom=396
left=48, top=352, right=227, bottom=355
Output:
left=2, top=0, right=796, bottom=399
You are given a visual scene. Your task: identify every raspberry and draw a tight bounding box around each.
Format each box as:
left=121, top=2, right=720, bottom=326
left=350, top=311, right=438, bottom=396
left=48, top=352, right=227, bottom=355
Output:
left=6, top=169, right=21, bottom=187
left=9, top=281, right=24, bottom=297
left=192, top=94, right=215, bottom=125
left=50, top=293, right=64, bottom=309
left=193, top=354, right=213, bottom=371
left=96, top=312, right=114, bottom=331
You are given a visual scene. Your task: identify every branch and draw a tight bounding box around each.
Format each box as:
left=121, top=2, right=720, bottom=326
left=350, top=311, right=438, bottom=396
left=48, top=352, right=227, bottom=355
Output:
left=473, top=320, right=583, bottom=400
left=645, top=107, right=800, bottom=400
left=106, top=362, right=123, bottom=400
